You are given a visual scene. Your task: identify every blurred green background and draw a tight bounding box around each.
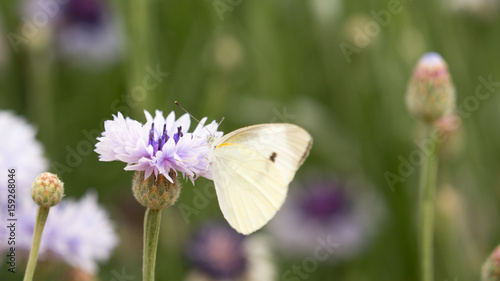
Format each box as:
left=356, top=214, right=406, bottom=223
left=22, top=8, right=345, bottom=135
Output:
left=1, top=0, right=500, bottom=280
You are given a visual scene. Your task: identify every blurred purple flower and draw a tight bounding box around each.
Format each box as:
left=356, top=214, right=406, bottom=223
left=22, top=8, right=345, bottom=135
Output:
left=268, top=176, right=384, bottom=261
left=0, top=111, right=118, bottom=274
left=186, top=222, right=247, bottom=279
left=13, top=190, right=118, bottom=274
left=95, top=110, right=223, bottom=182
left=0, top=111, right=47, bottom=205
left=23, top=0, right=124, bottom=67
left=184, top=222, right=275, bottom=281
left=43, top=191, right=118, bottom=273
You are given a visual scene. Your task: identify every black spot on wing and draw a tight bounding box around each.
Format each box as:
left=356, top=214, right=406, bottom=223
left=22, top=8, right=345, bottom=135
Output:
left=269, top=152, right=278, bottom=163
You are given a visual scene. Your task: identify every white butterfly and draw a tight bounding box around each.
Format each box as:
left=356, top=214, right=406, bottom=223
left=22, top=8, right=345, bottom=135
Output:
left=207, top=123, right=312, bottom=235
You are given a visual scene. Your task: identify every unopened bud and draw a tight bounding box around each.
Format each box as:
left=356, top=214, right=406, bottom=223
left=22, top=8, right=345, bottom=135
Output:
left=482, top=244, right=500, bottom=281
left=31, top=172, right=64, bottom=207
left=132, top=171, right=181, bottom=210
left=406, top=52, right=456, bottom=124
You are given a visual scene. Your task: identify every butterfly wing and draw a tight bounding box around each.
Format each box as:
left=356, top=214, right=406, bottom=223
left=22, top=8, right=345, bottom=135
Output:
left=215, top=123, right=312, bottom=185
left=211, top=143, right=288, bottom=235
left=211, top=124, right=312, bottom=234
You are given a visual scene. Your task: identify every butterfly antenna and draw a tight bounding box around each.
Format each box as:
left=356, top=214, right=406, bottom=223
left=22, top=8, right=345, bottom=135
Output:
left=175, top=101, right=201, bottom=123
left=175, top=101, right=217, bottom=138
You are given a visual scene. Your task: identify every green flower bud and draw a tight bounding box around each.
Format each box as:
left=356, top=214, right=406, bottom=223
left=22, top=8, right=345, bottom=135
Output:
left=31, top=172, right=65, bottom=207
left=132, top=170, right=181, bottom=210
left=482, top=244, right=500, bottom=281
left=406, top=52, right=456, bottom=124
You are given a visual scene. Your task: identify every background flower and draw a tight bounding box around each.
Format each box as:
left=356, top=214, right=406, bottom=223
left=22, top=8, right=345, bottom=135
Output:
left=184, top=221, right=275, bottom=281
left=0, top=111, right=47, bottom=206
left=0, top=111, right=118, bottom=275
left=22, top=0, right=124, bottom=68
left=268, top=176, right=385, bottom=261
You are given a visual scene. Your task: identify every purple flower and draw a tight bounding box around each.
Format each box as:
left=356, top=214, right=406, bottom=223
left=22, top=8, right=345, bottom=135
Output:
left=41, top=191, right=118, bottom=273
left=12, top=191, right=118, bottom=274
left=0, top=111, right=47, bottom=204
left=0, top=111, right=118, bottom=274
left=95, top=110, right=223, bottom=182
left=186, top=223, right=247, bottom=279
left=185, top=222, right=275, bottom=281
left=23, top=0, right=124, bottom=67
left=268, top=176, right=385, bottom=261
left=62, top=0, right=106, bottom=29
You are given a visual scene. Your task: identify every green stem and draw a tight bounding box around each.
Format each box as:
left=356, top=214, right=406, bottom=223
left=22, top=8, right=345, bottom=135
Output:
left=419, top=127, right=439, bottom=281
left=143, top=208, right=162, bottom=281
left=127, top=0, right=153, bottom=114
left=23, top=207, right=50, bottom=281
left=26, top=30, right=54, bottom=151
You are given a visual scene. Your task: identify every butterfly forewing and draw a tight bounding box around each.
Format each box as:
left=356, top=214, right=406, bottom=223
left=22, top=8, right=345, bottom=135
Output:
left=215, top=124, right=312, bottom=184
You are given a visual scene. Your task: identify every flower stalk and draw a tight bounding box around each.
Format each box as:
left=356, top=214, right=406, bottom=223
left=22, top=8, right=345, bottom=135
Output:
left=23, top=207, right=50, bottom=281
left=132, top=171, right=181, bottom=281
left=24, top=172, right=64, bottom=281
left=406, top=53, right=455, bottom=281
left=419, top=127, right=439, bottom=281
left=143, top=208, right=162, bottom=281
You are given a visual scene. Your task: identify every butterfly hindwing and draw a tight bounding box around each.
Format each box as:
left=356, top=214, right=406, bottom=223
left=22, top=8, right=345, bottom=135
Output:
left=211, top=143, right=287, bottom=235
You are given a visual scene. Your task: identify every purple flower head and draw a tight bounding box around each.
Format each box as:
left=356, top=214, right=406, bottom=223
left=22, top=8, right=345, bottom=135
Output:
left=95, top=110, right=223, bottom=182
left=186, top=222, right=247, bottom=279
left=23, top=0, right=124, bottom=67
left=41, top=191, right=118, bottom=273
left=12, top=191, right=118, bottom=274
left=269, top=176, right=385, bottom=261
left=63, top=0, right=105, bottom=29
left=298, top=183, right=351, bottom=222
